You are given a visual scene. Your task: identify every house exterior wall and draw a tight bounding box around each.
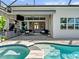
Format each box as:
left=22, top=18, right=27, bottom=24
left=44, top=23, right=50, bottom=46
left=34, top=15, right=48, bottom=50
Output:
left=12, top=6, right=79, bottom=38
left=53, top=7, right=79, bottom=38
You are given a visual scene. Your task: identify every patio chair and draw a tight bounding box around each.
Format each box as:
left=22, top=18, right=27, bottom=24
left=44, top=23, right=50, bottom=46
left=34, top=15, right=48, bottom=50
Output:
left=0, top=44, right=30, bottom=59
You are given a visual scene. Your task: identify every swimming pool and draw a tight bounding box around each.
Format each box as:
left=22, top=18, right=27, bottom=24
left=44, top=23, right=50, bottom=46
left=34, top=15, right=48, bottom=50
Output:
left=0, top=44, right=30, bottom=59
left=32, top=43, right=79, bottom=59
left=1, top=42, right=79, bottom=59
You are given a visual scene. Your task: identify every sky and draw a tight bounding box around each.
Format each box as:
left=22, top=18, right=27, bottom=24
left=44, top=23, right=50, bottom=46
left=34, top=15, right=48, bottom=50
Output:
left=1, top=0, right=79, bottom=6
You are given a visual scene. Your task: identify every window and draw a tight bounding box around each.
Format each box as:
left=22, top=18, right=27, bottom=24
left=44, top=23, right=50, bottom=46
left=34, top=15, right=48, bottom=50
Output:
left=34, top=17, right=39, bottom=20
left=75, top=18, right=79, bottom=29
left=68, top=18, right=74, bottom=29
left=60, top=17, right=79, bottom=30
left=68, top=24, right=74, bottom=29
left=68, top=18, right=74, bottom=23
left=75, top=18, right=79, bottom=23
left=60, top=17, right=74, bottom=30
left=28, top=17, right=33, bottom=20
left=60, top=23, right=66, bottom=29
left=40, top=17, right=45, bottom=20
left=75, top=24, right=79, bottom=29
left=60, top=18, right=67, bottom=29
left=24, top=16, right=46, bottom=20
left=60, top=18, right=67, bottom=23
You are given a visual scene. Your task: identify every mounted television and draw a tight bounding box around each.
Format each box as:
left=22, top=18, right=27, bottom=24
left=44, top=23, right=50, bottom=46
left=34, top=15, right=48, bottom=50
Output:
left=16, top=15, right=24, bottom=21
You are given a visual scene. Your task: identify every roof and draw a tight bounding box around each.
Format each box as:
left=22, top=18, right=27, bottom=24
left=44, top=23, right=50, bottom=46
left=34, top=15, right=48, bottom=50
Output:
left=1, top=0, right=79, bottom=8
left=11, top=5, right=79, bottom=7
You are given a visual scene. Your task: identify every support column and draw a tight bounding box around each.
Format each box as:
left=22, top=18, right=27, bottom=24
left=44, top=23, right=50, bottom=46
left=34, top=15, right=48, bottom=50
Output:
left=27, top=21, right=29, bottom=29
left=45, top=17, right=48, bottom=29
left=50, top=14, right=53, bottom=37
left=48, top=16, right=51, bottom=32
left=19, top=21, right=22, bottom=29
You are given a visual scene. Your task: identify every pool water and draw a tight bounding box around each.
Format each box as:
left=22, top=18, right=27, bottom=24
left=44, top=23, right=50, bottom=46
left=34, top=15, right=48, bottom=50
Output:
left=34, top=43, right=79, bottom=59
left=0, top=44, right=30, bottom=59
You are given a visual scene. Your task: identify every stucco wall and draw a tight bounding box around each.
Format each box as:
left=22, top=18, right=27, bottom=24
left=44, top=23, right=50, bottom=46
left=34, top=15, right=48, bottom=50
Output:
left=53, top=7, right=79, bottom=38
left=12, top=6, right=79, bottom=38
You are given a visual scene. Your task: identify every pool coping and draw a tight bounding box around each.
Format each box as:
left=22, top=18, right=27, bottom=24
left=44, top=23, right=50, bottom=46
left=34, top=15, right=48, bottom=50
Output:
left=28, top=42, right=79, bottom=47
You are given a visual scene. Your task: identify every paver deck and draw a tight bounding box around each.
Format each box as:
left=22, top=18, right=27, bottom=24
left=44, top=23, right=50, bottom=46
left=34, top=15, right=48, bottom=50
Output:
left=0, top=34, right=79, bottom=59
